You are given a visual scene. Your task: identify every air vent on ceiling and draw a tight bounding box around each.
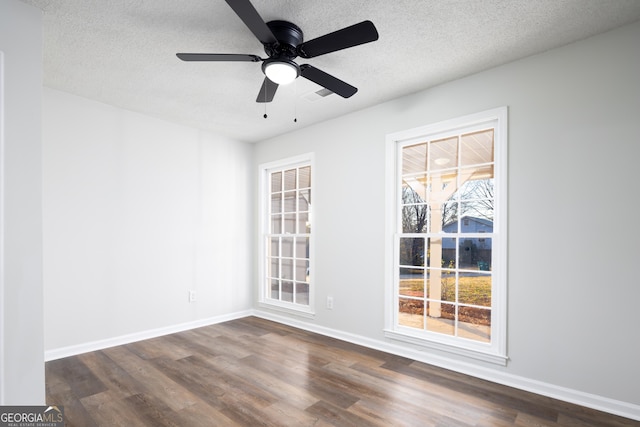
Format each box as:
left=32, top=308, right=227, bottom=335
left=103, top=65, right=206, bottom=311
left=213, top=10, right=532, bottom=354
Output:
left=302, top=88, right=335, bottom=102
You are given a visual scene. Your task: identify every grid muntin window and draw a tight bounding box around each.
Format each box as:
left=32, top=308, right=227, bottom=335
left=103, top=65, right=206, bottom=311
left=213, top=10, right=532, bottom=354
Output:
left=266, top=165, right=311, bottom=306
left=398, top=127, right=495, bottom=344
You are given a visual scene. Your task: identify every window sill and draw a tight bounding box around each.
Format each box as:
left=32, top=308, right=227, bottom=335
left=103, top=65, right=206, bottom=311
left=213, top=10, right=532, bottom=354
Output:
left=258, top=301, right=315, bottom=319
left=384, top=328, right=508, bottom=366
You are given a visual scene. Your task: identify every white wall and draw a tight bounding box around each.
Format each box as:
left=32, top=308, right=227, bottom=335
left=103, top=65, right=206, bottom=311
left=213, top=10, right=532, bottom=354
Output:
left=254, top=21, right=640, bottom=414
left=0, top=0, right=45, bottom=404
left=42, top=89, right=253, bottom=351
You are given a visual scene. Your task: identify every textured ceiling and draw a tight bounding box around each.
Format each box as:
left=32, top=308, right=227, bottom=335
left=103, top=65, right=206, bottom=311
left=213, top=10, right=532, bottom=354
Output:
left=20, top=0, right=640, bottom=143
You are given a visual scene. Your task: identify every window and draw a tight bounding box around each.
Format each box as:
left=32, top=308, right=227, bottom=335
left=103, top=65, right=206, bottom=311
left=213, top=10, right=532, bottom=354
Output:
left=385, top=108, right=507, bottom=364
left=259, top=154, right=313, bottom=316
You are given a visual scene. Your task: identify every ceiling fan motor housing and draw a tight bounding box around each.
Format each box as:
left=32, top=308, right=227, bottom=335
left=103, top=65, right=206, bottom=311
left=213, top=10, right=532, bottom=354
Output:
left=264, top=20, right=303, bottom=59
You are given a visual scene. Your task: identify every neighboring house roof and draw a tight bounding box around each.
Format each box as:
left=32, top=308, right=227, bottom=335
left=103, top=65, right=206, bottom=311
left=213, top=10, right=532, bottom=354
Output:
left=443, top=216, right=493, bottom=231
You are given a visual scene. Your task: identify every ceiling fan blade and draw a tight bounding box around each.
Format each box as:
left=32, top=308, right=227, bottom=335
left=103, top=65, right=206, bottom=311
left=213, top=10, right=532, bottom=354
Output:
left=176, top=53, right=261, bottom=62
left=298, top=21, right=379, bottom=58
left=224, top=0, right=277, bottom=45
left=300, top=64, right=357, bottom=98
left=256, top=77, right=279, bottom=103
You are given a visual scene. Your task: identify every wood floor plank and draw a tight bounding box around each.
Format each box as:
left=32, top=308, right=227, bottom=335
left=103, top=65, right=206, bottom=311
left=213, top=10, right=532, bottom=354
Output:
left=100, top=346, right=199, bottom=412
left=349, top=359, right=510, bottom=424
left=80, top=390, right=151, bottom=427
left=324, top=361, right=483, bottom=426
left=123, top=393, right=185, bottom=427
left=347, top=394, right=441, bottom=427
left=45, top=317, right=639, bottom=426
left=174, top=354, right=278, bottom=409
left=306, top=400, right=378, bottom=427
left=208, top=354, right=319, bottom=410
left=77, top=350, right=140, bottom=399
left=259, top=401, right=328, bottom=427
left=383, top=358, right=561, bottom=422
left=242, top=352, right=361, bottom=410
left=174, top=401, right=241, bottom=427
left=48, top=356, right=108, bottom=399
left=148, top=357, right=229, bottom=412
left=125, top=335, right=194, bottom=361
left=46, top=362, right=99, bottom=427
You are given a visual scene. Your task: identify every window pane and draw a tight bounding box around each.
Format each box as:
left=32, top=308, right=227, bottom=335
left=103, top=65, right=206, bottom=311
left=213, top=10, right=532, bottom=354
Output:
left=295, top=259, right=307, bottom=282
left=477, top=239, right=491, bottom=269
left=270, top=279, right=279, bottom=299
left=284, top=214, right=296, bottom=234
left=425, top=270, right=436, bottom=300
left=426, top=237, right=442, bottom=268
left=271, top=172, right=282, bottom=192
left=295, top=282, right=309, bottom=305
left=271, top=193, right=282, bottom=213
left=399, top=298, right=424, bottom=329
left=441, top=271, right=456, bottom=303
left=427, top=174, right=457, bottom=234
left=459, top=201, right=494, bottom=225
left=269, top=258, right=279, bottom=278
left=298, top=212, right=310, bottom=234
left=440, top=202, right=458, bottom=232
left=460, top=129, right=493, bottom=166
left=460, top=238, right=489, bottom=269
left=269, top=237, right=279, bottom=257
left=426, top=302, right=455, bottom=336
left=282, top=281, right=293, bottom=302
left=442, top=237, right=456, bottom=269
left=429, top=136, right=458, bottom=170
left=399, top=237, right=424, bottom=267
left=299, top=189, right=310, bottom=211
left=281, top=259, right=293, bottom=280
left=457, top=172, right=494, bottom=220
left=402, top=176, right=427, bottom=202
left=399, top=271, right=424, bottom=297
left=282, top=237, right=294, bottom=258
left=469, top=164, right=494, bottom=180
left=459, top=273, right=491, bottom=307
left=271, top=214, right=282, bottom=234
left=402, top=205, right=428, bottom=233
left=402, top=143, right=427, bottom=175
left=458, top=166, right=494, bottom=199
left=295, top=237, right=309, bottom=259
left=284, top=169, right=297, bottom=191
left=284, top=191, right=296, bottom=212
left=426, top=270, right=455, bottom=302
left=429, top=169, right=457, bottom=195
left=458, top=307, right=491, bottom=343
left=299, top=166, right=311, bottom=188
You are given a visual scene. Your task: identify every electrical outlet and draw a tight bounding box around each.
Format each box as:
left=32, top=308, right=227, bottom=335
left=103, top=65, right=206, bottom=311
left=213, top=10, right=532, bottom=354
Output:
left=189, top=290, right=197, bottom=302
left=326, top=296, right=334, bottom=310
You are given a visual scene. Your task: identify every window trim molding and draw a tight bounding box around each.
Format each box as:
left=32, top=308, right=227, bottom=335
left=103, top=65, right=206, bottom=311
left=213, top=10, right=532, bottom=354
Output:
left=258, top=153, right=315, bottom=317
left=384, top=107, right=508, bottom=364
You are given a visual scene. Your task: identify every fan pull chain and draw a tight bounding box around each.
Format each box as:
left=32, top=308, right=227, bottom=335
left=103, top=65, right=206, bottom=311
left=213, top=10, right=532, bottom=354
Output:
left=293, top=79, right=298, bottom=123
left=263, top=81, right=268, bottom=119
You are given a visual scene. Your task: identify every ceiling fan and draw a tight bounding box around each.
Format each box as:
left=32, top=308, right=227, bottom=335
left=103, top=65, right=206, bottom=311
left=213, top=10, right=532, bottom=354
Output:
left=176, top=0, right=379, bottom=103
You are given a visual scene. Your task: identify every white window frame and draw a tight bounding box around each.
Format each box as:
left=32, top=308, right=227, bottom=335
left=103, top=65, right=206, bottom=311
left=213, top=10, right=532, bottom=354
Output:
left=384, top=107, right=508, bottom=365
left=258, top=153, right=315, bottom=318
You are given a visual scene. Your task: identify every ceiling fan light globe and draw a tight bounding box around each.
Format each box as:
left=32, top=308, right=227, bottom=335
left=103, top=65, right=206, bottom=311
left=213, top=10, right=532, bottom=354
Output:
left=264, top=60, right=299, bottom=85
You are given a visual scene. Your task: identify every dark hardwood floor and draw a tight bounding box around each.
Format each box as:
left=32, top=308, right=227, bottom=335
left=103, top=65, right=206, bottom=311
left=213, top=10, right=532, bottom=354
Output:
left=46, top=316, right=638, bottom=426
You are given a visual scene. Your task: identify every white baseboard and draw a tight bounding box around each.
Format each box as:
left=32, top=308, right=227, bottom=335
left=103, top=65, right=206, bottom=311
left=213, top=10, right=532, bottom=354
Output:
left=44, top=310, right=252, bottom=361
left=253, top=310, right=640, bottom=422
